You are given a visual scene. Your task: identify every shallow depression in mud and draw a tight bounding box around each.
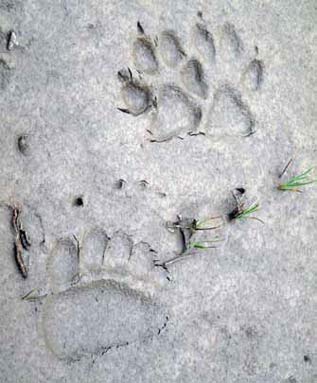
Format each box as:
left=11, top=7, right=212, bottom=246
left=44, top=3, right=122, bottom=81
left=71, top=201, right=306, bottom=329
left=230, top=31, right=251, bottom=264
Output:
left=151, top=85, right=202, bottom=141
left=206, top=85, right=254, bottom=136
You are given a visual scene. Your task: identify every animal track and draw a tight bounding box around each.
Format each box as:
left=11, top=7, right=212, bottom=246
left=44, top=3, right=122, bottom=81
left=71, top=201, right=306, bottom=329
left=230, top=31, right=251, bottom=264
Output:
left=159, top=30, right=186, bottom=67
left=117, top=20, right=264, bottom=141
left=40, top=229, right=168, bottom=362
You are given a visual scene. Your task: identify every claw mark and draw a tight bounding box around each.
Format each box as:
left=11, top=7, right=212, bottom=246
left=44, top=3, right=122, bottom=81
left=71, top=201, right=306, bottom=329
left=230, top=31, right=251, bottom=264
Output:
left=117, top=108, right=131, bottom=114
left=137, top=21, right=145, bottom=35
left=157, top=316, right=169, bottom=335
left=128, top=67, right=133, bottom=80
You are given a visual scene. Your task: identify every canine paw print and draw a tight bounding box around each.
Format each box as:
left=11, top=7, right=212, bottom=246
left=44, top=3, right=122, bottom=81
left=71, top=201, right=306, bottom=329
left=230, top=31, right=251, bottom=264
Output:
left=37, top=228, right=168, bottom=362
left=117, top=20, right=265, bottom=142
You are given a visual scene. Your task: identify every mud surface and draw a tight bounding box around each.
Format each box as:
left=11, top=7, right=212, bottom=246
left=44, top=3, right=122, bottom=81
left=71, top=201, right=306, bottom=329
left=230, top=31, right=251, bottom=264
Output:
left=0, top=1, right=316, bottom=382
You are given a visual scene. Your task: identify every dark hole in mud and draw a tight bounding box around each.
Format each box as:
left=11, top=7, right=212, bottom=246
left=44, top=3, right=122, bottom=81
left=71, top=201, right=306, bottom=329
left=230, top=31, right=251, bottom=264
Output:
left=73, top=196, right=84, bottom=207
left=303, top=355, right=311, bottom=363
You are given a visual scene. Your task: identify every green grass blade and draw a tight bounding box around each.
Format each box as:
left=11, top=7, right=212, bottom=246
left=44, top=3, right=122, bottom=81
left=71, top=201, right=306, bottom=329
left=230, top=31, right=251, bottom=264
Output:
left=278, top=167, right=316, bottom=191
left=195, top=217, right=222, bottom=230
left=296, top=167, right=314, bottom=178
left=236, top=203, right=260, bottom=220
left=190, top=242, right=210, bottom=249
left=189, top=238, right=224, bottom=249
left=286, top=180, right=317, bottom=187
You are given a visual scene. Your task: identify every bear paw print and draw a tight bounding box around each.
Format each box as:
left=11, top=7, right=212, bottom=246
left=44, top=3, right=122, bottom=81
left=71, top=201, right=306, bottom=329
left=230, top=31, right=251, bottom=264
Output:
left=36, top=228, right=168, bottom=362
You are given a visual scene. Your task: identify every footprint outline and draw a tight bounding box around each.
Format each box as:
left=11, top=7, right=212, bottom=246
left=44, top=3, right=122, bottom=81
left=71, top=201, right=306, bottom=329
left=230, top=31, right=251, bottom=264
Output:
left=39, top=228, right=168, bottom=362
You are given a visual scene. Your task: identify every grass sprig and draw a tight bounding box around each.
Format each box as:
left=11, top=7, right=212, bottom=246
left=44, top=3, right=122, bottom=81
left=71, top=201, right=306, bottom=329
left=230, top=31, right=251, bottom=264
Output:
left=21, top=288, right=47, bottom=301
left=235, top=203, right=260, bottom=220
left=188, top=238, right=223, bottom=249
left=154, top=237, right=224, bottom=270
left=194, top=217, right=223, bottom=231
left=277, top=167, right=317, bottom=192
left=229, top=202, right=264, bottom=224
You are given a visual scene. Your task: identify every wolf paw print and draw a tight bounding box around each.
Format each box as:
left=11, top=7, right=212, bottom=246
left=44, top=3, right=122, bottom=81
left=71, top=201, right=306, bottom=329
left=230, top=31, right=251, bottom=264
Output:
left=35, top=228, right=168, bottom=362
left=117, top=20, right=264, bottom=142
